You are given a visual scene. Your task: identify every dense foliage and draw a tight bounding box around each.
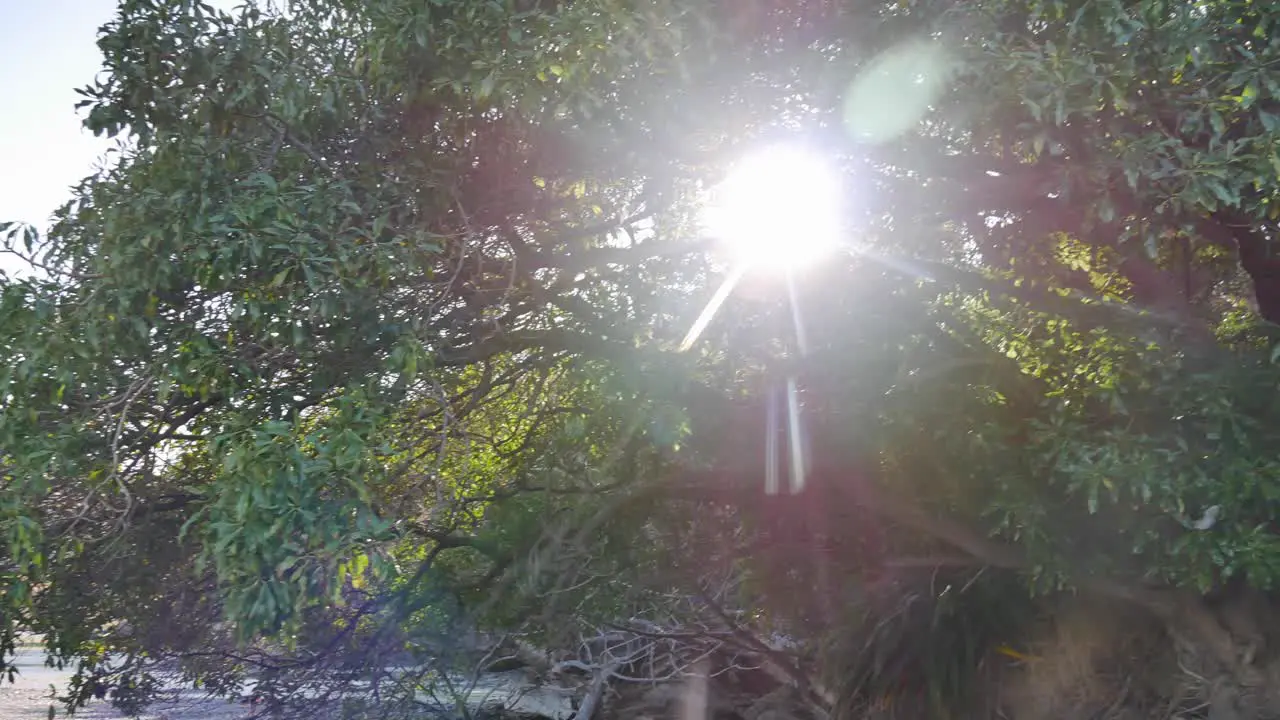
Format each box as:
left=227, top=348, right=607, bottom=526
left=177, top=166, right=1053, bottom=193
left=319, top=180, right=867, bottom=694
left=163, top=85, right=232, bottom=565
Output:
left=7, top=0, right=1280, bottom=717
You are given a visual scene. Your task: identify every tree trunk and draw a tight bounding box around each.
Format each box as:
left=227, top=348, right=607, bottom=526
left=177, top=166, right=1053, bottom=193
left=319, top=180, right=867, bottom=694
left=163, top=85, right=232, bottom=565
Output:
left=1235, top=228, right=1280, bottom=324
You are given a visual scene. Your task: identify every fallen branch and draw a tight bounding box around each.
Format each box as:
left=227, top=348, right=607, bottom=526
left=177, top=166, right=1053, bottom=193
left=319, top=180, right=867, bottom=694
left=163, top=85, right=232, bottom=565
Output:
left=572, top=661, right=620, bottom=720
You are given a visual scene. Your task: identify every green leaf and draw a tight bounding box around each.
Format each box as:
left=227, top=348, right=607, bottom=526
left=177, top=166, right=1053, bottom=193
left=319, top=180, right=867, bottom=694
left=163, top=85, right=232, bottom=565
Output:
left=1210, top=110, right=1226, bottom=137
left=1205, top=179, right=1239, bottom=207
left=478, top=71, right=497, bottom=99
left=249, top=172, right=278, bottom=192
left=1240, top=81, right=1259, bottom=109
left=1123, top=166, right=1139, bottom=191
left=1097, top=197, right=1115, bottom=223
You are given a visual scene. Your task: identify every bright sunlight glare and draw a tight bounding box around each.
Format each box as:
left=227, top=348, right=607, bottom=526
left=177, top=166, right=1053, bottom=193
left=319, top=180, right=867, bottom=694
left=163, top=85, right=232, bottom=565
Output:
left=700, top=144, right=843, bottom=271
left=684, top=143, right=845, bottom=495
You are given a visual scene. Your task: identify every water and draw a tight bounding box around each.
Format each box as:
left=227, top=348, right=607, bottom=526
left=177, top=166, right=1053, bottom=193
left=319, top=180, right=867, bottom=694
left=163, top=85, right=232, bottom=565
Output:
left=1, top=647, right=248, bottom=718
left=0, top=649, right=575, bottom=719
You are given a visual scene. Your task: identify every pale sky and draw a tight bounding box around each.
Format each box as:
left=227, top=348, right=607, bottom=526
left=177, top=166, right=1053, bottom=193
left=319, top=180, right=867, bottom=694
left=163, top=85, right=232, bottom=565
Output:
left=0, top=1, right=119, bottom=251
left=0, top=0, right=236, bottom=277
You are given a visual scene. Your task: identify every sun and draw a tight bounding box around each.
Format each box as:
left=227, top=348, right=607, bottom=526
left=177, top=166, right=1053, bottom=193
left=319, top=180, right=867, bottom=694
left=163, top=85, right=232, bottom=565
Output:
left=700, top=143, right=844, bottom=271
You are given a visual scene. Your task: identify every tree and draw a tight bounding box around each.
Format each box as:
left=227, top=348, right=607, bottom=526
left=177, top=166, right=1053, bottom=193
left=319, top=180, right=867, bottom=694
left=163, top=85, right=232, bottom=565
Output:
left=7, top=0, right=1280, bottom=718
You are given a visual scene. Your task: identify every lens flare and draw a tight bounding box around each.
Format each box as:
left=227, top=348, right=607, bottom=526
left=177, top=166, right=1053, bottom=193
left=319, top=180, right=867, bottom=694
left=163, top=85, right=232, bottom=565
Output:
left=843, top=38, right=953, bottom=144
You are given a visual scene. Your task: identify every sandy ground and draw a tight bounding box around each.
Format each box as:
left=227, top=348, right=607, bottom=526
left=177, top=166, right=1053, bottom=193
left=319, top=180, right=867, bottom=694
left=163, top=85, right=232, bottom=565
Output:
left=0, top=648, right=249, bottom=719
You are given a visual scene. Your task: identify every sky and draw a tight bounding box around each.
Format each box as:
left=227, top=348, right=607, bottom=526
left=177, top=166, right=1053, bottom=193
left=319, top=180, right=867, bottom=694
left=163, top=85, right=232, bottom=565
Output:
left=0, top=0, right=120, bottom=276
left=0, top=0, right=119, bottom=275
left=0, top=0, right=242, bottom=277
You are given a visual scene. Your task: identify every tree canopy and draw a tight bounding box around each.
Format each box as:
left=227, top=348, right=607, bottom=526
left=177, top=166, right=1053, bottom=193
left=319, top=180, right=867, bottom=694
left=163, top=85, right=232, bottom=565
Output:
left=7, top=0, right=1280, bottom=718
